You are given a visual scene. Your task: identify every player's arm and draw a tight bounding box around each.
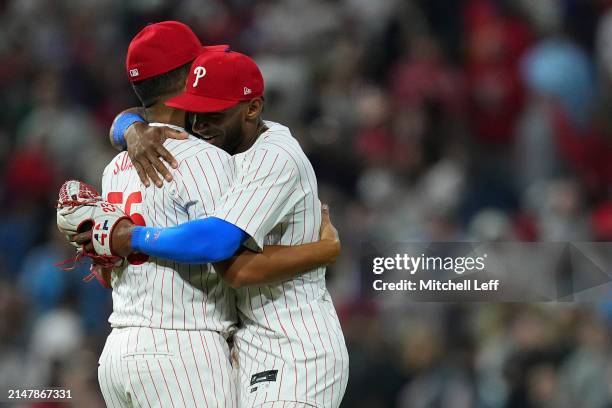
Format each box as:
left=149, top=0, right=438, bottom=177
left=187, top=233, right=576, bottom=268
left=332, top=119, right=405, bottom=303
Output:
left=88, top=206, right=340, bottom=286
left=109, top=108, right=188, bottom=187
left=110, top=146, right=301, bottom=260
left=110, top=216, right=248, bottom=262
left=76, top=148, right=339, bottom=278
left=214, top=205, right=340, bottom=288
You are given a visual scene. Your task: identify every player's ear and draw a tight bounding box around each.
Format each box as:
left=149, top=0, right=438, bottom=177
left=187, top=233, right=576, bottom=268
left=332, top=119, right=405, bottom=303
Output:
left=246, top=98, right=263, bottom=120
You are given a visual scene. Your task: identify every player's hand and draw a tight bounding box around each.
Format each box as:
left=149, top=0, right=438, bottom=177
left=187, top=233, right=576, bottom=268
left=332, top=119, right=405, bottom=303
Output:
left=72, top=231, right=117, bottom=289
left=319, top=204, right=341, bottom=263
left=74, top=229, right=94, bottom=252
left=73, top=217, right=134, bottom=258
left=126, top=122, right=188, bottom=188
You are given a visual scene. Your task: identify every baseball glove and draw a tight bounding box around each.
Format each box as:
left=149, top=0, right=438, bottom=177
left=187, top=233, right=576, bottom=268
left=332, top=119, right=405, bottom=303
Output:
left=56, top=180, right=130, bottom=272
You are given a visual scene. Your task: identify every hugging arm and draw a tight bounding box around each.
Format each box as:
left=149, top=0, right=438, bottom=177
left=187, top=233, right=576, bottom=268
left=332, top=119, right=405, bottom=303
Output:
left=214, top=205, right=340, bottom=288
left=109, top=109, right=187, bottom=187
left=128, top=217, right=248, bottom=263
left=79, top=207, right=340, bottom=288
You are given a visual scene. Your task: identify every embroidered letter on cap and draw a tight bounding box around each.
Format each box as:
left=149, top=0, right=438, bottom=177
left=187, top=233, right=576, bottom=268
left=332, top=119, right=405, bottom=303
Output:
left=193, top=66, right=207, bottom=87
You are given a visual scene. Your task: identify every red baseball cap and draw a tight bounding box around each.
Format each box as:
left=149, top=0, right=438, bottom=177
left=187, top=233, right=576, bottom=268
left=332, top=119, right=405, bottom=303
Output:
left=165, top=49, right=264, bottom=112
left=126, top=21, right=205, bottom=82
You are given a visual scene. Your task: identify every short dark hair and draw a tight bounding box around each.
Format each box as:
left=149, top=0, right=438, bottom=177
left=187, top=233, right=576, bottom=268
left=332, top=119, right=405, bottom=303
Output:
left=131, top=62, right=191, bottom=108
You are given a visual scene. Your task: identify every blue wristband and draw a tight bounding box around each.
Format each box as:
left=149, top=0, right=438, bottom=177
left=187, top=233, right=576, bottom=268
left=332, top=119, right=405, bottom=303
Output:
left=112, top=112, right=145, bottom=150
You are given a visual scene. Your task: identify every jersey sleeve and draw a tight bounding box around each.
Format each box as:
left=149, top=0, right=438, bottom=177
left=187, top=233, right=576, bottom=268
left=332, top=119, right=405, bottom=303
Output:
left=216, top=148, right=300, bottom=251
left=171, top=148, right=234, bottom=220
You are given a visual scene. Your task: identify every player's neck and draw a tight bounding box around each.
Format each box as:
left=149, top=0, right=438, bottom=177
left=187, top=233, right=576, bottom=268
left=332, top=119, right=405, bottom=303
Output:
left=144, top=105, right=185, bottom=128
left=234, top=120, right=267, bottom=154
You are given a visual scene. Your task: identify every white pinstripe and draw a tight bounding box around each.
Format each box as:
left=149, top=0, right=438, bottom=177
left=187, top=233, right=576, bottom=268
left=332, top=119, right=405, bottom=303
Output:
left=216, top=121, right=349, bottom=408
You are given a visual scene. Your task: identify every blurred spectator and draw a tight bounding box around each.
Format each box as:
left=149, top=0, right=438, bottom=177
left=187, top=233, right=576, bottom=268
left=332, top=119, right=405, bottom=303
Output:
left=558, top=314, right=612, bottom=408
left=0, top=279, right=28, bottom=393
left=465, top=0, right=533, bottom=145
left=522, top=39, right=595, bottom=127
left=396, top=320, right=475, bottom=408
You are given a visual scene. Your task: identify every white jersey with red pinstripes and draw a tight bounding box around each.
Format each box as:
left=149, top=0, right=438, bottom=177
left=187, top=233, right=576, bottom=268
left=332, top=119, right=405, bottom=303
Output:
left=101, top=126, right=237, bottom=334
left=216, top=121, right=349, bottom=407
left=97, top=124, right=238, bottom=408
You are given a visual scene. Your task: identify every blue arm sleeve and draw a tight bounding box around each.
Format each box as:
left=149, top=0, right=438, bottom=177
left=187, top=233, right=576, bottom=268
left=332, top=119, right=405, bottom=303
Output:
left=131, top=217, right=249, bottom=264
left=111, top=112, right=145, bottom=151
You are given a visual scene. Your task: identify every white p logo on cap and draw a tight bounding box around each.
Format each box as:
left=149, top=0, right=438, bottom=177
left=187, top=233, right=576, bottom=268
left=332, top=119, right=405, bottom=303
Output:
left=192, top=66, right=206, bottom=87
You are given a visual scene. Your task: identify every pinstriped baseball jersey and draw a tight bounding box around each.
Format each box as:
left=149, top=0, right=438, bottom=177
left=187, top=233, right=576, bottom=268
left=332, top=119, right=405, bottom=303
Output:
left=216, top=121, right=349, bottom=407
left=101, top=124, right=238, bottom=334
left=98, top=123, right=237, bottom=407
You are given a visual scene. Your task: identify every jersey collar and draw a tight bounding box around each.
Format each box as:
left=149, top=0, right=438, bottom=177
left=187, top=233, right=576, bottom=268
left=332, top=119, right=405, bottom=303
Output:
left=149, top=122, right=186, bottom=133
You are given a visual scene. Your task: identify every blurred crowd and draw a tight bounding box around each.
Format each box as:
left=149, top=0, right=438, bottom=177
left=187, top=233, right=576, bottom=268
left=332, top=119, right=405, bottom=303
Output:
left=2, top=0, right=612, bottom=406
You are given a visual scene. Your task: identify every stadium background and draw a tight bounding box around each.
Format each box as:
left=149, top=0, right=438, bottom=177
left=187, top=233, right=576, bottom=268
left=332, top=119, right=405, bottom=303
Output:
left=1, top=0, right=612, bottom=407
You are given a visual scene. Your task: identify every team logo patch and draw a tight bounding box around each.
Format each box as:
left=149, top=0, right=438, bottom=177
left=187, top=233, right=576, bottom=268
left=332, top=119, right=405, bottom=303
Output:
left=93, top=220, right=110, bottom=246
left=129, top=68, right=139, bottom=77
left=250, top=369, right=278, bottom=394
left=244, top=87, right=252, bottom=95
left=193, top=66, right=207, bottom=87
left=250, top=369, right=278, bottom=386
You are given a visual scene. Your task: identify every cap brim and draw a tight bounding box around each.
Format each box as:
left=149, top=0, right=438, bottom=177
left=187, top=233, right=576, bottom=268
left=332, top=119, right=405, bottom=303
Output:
left=165, top=92, right=240, bottom=113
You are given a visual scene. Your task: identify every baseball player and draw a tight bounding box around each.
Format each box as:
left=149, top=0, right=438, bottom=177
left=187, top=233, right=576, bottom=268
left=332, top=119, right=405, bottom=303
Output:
left=61, top=22, right=342, bottom=408
left=84, top=48, right=349, bottom=407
